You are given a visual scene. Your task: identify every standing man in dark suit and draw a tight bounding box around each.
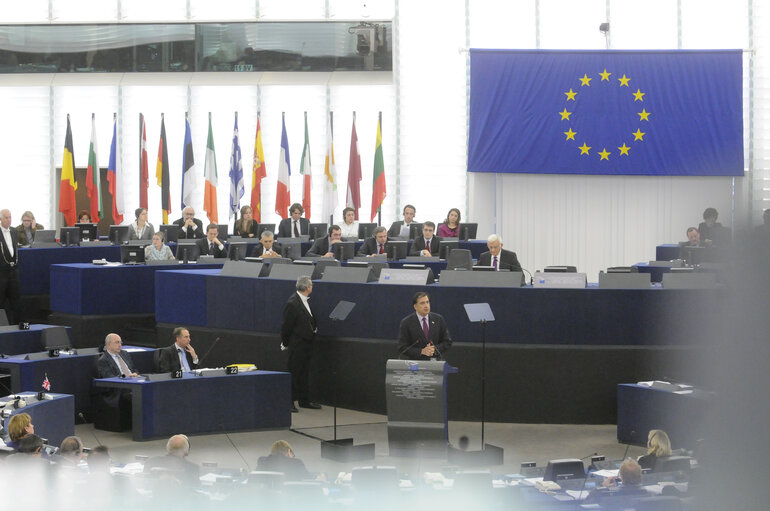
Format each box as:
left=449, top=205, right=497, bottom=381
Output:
left=155, top=327, right=199, bottom=373
left=409, top=221, right=441, bottom=256
left=306, top=225, right=341, bottom=258
left=398, top=292, right=452, bottom=360
left=196, top=224, right=228, bottom=258
left=95, top=333, right=138, bottom=431
left=357, top=226, right=389, bottom=256
left=476, top=234, right=522, bottom=272
left=281, top=276, right=320, bottom=411
left=388, top=204, right=417, bottom=238
left=277, top=203, right=310, bottom=238
left=173, top=206, right=204, bottom=239
left=0, top=209, right=21, bottom=324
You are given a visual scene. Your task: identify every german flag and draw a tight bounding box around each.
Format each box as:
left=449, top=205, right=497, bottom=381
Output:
left=156, top=114, right=171, bottom=224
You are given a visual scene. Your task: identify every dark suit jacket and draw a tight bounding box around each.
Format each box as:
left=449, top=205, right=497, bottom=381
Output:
left=256, top=454, right=312, bottom=481
left=278, top=218, right=309, bottom=238
left=306, top=236, right=333, bottom=257
left=388, top=220, right=419, bottom=238
left=143, top=454, right=200, bottom=486
left=15, top=223, right=43, bottom=246
left=409, top=236, right=441, bottom=256
left=97, top=351, right=138, bottom=378
left=476, top=249, right=522, bottom=272
left=155, top=344, right=199, bottom=373
left=196, top=237, right=228, bottom=258
left=173, top=217, right=204, bottom=239
left=357, top=237, right=389, bottom=256
left=234, top=220, right=259, bottom=238
left=398, top=312, right=452, bottom=360
left=281, top=293, right=317, bottom=345
left=249, top=243, right=281, bottom=258
left=0, top=228, right=19, bottom=270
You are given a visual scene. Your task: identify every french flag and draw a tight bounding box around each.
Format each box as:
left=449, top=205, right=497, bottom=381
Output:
left=275, top=113, right=291, bottom=219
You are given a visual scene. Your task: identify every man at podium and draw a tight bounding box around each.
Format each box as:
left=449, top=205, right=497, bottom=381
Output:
left=398, top=292, right=452, bottom=360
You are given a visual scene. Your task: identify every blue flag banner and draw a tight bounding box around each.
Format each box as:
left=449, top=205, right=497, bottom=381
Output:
left=468, top=50, right=743, bottom=176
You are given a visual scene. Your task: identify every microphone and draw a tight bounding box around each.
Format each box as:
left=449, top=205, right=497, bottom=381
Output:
left=196, top=337, right=221, bottom=368
left=398, top=338, right=421, bottom=359
left=522, top=267, right=534, bottom=286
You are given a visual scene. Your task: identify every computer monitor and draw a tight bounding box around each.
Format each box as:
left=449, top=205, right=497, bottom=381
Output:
left=257, top=223, right=275, bottom=238
left=41, top=326, right=72, bottom=351
left=216, top=224, right=229, bottom=243
left=332, top=241, right=356, bottom=261
left=75, top=222, right=99, bottom=241
left=459, top=223, right=478, bottom=241
left=386, top=240, right=408, bottom=260
left=108, top=225, right=129, bottom=245
left=309, top=223, right=328, bottom=240
left=408, top=223, right=423, bottom=240
left=278, top=239, right=303, bottom=260
left=176, top=243, right=201, bottom=262
left=59, top=227, right=80, bottom=246
left=439, top=240, right=460, bottom=260
left=159, top=224, right=180, bottom=243
left=121, top=244, right=146, bottom=264
left=30, top=229, right=56, bottom=244
left=358, top=223, right=377, bottom=240
left=228, top=242, right=248, bottom=261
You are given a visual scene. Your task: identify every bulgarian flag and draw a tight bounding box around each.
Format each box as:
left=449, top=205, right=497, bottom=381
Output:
left=58, top=114, right=77, bottom=226
left=275, top=113, right=291, bottom=219
left=85, top=113, right=102, bottom=223
left=299, top=112, right=312, bottom=219
left=370, top=113, right=386, bottom=222
left=203, top=113, right=219, bottom=224
left=250, top=113, right=267, bottom=223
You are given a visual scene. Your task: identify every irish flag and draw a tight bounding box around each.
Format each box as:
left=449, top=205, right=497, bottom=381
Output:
left=299, top=112, right=312, bottom=219
left=203, top=113, right=218, bottom=224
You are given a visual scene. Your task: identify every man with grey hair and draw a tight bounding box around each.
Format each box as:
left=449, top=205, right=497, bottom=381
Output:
left=281, top=275, right=320, bottom=412
left=172, top=206, right=204, bottom=239
left=357, top=225, right=389, bottom=256
left=97, top=333, right=138, bottom=378
left=143, top=434, right=200, bottom=486
left=476, top=234, right=522, bottom=272
left=95, top=333, right=138, bottom=431
left=0, top=208, right=21, bottom=323
left=250, top=230, right=281, bottom=258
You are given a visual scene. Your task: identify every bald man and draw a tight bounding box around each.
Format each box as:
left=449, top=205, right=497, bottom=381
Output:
left=173, top=206, right=204, bottom=239
left=97, top=333, right=138, bottom=378
left=143, top=434, right=200, bottom=486
left=0, top=209, right=21, bottom=323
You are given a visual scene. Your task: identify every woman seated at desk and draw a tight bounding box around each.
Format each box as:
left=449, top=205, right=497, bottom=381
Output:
left=339, top=207, right=359, bottom=238
left=129, top=207, right=154, bottom=241
left=234, top=205, right=259, bottom=238
left=16, top=210, right=44, bottom=246
left=6, top=412, right=34, bottom=450
left=637, top=429, right=672, bottom=471
left=437, top=207, right=461, bottom=238
left=145, top=232, right=175, bottom=261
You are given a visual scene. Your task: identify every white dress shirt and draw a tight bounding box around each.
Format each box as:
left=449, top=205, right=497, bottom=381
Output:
left=1, top=226, right=14, bottom=258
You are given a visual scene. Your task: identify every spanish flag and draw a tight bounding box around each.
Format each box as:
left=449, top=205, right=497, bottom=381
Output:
left=156, top=114, right=171, bottom=224
left=59, top=114, right=77, bottom=226
left=250, top=113, right=267, bottom=223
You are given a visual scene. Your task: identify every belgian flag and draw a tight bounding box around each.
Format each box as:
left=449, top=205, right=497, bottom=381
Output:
left=58, top=114, right=77, bottom=226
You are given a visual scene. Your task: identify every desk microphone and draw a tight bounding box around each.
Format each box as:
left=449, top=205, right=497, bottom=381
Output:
left=197, top=337, right=221, bottom=368
left=429, top=341, right=443, bottom=361
left=522, top=267, right=534, bottom=286
left=398, top=339, right=421, bottom=359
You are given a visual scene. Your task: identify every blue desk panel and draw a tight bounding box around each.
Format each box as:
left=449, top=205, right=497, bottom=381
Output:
left=0, top=324, right=72, bottom=356
left=155, top=269, right=220, bottom=326
left=156, top=272, right=722, bottom=346
left=93, top=370, right=291, bottom=440
left=0, top=346, right=154, bottom=417
left=2, top=392, right=75, bottom=447
left=656, top=244, right=681, bottom=261
left=18, top=245, right=121, bottom=295
left=50, top=263, right=224, bottom=315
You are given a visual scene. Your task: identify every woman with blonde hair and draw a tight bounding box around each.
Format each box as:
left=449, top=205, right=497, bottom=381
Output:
left=6, top=412, right=34, bottom=450
left=637, top=429, right=672, bottom=470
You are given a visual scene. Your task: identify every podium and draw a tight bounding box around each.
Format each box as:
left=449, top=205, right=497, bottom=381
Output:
left=385, top=359, right=457, bottom=457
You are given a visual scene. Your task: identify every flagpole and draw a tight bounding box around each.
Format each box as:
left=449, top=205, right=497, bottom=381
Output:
left=329, top=111, right=334, bottom=226
left=377, top=112, right=382, bottom=226
left=233, top=111, right=240, bottom=234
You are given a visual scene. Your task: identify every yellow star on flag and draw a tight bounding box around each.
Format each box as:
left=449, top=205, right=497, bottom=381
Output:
left=559, top=108, right=572, bottom=121
left=564, top=88, right=578, bottom=101
left=638, top=109, right=651, bottom=121
left=618, top=143, right=630, bottom=156
left=632, top=129, right=646, bottom=141
left=564, top=128, right=577, bottom=140
left=579, top=74, right=592, bottom=87
left=599, top=69, right=611, bottom=81
left=633, top=89, right=645, bottom=102
left=598, top=148, right=611, bottom=160
left=578, top=142, right=591, bottom=155
left=618, top=74, right=630, bottom=87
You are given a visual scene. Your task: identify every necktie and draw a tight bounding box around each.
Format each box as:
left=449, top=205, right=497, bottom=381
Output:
left=493, top=255, right=498, bottom=270
left=378, top=243, right=384, bottom=254
left=178, top=348, right=191, bottom=372
left=422, top=316, right=429, bottom=340
left=424, top=239, right=431, bottom=255
left=210, top=243, right=215, bottom=254
left=293, top=220, right=300, bottom=237
left=116, top=353, right=131, bottom=376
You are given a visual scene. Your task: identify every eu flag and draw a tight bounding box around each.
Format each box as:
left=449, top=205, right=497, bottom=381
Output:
left=468, top=50, right=743, bottom=176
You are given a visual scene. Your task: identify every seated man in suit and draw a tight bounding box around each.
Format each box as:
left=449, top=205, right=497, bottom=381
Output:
left=196, top=224, right=228, bottom=258
left=95, top=333, right=138, bottom=431
left=585, top=458, right=649, bottom=505
left=306, top=225, right=341, bottom=258
left=398, top=292, right=452, bottom=360
left=357, top=226, right=389, bottom=256
left=683, top=227, right=702, bottom=248
left=250, top=230, right=282, bottom=258
left=256, top=440, right=313, bottom=481
left=409, top=221, right=441, bottom=256
left=143, top=434, right=200, bottom=486
left=155, top=327, right=199, bottom=373
left=277, top=203, right=310, bottom=238
left=388, top=204, right=417, bottom=238
left=173, top=206, right=204, bottom=239
left=476, top=234, right=522, bottom=272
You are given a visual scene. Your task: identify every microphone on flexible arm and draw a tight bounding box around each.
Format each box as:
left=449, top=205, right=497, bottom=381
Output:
left=398, top=338, right=421, bottom=359
left=428, top=317, right=443, bottom=360
left=196, top=337, right=221, bottom=369
left=522, top=267, right=534, bottom=286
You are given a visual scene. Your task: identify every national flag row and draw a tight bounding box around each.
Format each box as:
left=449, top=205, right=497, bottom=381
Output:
left=58, top=111, right=387, bottom=228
